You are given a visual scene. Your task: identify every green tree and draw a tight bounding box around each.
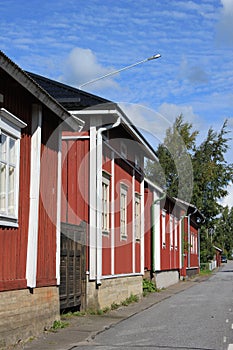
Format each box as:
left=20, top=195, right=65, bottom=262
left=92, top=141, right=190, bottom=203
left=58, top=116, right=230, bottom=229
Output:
left=145, top=117, right=233, bottom=262
left=192, top=121, right=233, bottom=224
left=213, top=206, right=233, bottom=258
left=146, top=114, right=198, bottom=201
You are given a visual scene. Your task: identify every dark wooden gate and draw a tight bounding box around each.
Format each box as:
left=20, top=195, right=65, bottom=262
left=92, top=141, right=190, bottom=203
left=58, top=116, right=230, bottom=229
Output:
left=60, top=222, right=86, bottom=311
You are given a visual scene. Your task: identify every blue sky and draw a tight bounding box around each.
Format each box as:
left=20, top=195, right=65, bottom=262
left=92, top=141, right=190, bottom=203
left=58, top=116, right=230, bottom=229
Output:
left=1, top=0, right=233, bottom=205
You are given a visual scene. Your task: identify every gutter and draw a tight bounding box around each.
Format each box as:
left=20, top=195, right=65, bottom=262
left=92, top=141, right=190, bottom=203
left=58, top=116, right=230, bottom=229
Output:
left=96, top=117, right=121, bottom=286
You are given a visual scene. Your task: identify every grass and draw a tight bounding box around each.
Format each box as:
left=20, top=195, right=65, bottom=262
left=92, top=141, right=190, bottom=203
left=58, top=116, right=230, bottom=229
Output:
left=61, top=293, right=140, bottom=320
left=142, top=279, right=159, bottom=296
left=199, top=268, right=212, bottom=276
left=50, top=320, right=69, bottom=332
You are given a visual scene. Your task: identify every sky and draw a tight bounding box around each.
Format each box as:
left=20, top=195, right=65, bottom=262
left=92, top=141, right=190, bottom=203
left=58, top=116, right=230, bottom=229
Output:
left=1, top=0, right=233, bottom=205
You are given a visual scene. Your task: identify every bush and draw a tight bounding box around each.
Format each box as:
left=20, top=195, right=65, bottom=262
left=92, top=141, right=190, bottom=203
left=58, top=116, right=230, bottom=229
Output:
left=143, top=279, right=157, bottom=296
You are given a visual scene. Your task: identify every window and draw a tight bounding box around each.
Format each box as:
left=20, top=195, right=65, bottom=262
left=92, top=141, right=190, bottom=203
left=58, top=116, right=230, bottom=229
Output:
left=121, top=142, right=127, bottom=158
left=174, top=217, right=178, bottom=249
left=191, top=232, right=197, bottom=254
left=161, top=210, right=166, bottom=248
left=135, top=193, right=141, bottom=241
left=170, top=215, right=174, bottom=249
left=0, top=108, right=26, bottom=226
left=135, top=155, right=140, bottom=169
left=120, top=184, right=128, bottom=239
left=102, top=172, right=110, bottom=234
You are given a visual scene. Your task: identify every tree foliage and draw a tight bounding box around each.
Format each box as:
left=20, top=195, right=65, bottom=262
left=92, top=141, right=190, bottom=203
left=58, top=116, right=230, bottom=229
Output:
left=145, top=115, right=233, bottom=261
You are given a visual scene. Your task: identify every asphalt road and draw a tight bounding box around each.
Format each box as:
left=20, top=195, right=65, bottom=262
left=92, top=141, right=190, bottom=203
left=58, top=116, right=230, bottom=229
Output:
left=75, top=261, right=233, bottom=350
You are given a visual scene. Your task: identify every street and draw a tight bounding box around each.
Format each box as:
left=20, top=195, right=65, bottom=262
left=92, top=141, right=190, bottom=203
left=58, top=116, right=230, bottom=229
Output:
left=75, top=261, right=233, bottom=350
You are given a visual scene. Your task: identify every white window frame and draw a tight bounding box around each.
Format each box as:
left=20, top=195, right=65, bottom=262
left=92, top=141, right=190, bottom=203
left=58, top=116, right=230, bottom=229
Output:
left=170, top=215, right=174, bottom=250
left=135, top=193, right=141, bottom=241
left=135, top=154, right=140, bottom=169
left=102, top=172, right=111, bottom=234
left=120, top=183, right=128, bottom=240
left=174, top=217, right=178, bottom=250
left=120, top=142, right=127, bottom=159
left=0, top=108, right=27, bottom=227
left=161, top=209, right=166, bottom=248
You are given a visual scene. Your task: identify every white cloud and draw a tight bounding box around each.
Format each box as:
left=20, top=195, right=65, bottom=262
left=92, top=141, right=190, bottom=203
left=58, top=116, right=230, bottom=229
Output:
left=158, top=102, right=198, bottom=125
left=118, top=102, right=173, bottom=148
left=59, top=47, right=119, bottom=91
left=221, top=183, right=233, bottom=207
left=216, top=0, right=233, bottom=46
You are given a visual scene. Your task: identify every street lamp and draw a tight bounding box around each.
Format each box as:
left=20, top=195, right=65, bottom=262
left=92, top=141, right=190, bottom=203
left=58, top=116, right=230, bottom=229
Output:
left=79, top=54, right=161, bottom=89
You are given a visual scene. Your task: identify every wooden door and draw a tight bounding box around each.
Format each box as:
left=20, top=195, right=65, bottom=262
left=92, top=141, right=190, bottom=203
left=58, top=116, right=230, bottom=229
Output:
left=60, top=222, right=86, bottom=311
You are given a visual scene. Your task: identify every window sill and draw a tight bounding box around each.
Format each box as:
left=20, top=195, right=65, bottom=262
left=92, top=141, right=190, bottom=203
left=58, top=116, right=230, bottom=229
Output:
left=121, top=234, right=127, bottom=241
left=102, top=230, right=110, bottom=236
left=0, top=216, right=19, bottom=228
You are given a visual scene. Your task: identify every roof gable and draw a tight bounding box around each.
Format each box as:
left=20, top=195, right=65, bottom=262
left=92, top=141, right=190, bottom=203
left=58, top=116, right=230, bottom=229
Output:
left=27, top=72, right=109, bottom=110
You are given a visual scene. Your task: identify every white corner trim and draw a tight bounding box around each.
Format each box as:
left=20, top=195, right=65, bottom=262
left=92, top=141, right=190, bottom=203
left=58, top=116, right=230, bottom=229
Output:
left=140, top=179, right=145, bottom=274
left=132, top=173, right=135, bottom=273
left=89, top=126, right=97, bottom=280
left=111, top=152, right=115, bottom=275
left=153, top=190, right=161, bottom=271
left=26, top=104, right=42, bottom=288
left=56, top=131, right=62, bottom=285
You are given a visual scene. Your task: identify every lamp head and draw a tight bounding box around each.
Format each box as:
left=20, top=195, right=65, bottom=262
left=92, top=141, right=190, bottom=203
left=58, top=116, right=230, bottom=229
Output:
left=147, top=54, right=161, bottom=61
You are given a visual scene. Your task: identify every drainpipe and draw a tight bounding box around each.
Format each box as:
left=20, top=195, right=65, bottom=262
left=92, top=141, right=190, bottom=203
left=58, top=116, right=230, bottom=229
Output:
left=96, top=117, right=121, bottom=286
left=151, top=192, right=166, bottom=272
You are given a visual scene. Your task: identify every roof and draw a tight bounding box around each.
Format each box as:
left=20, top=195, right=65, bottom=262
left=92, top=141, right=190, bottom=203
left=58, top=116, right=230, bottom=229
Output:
left=27, top=73, right=158, bottom=161
left=213, top=245, right=223, bottom=253
left=27, top=72, right=109, bottom=110
left=0, top=51, right=83, bottom=130
left=175, top=197, right=205, bottom=222
left=74, top=102, right=158, bottom=161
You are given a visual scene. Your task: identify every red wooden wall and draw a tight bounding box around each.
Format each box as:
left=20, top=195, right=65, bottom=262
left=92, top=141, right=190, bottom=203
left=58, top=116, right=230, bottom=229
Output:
left=0, top=71, right=32, bottom=291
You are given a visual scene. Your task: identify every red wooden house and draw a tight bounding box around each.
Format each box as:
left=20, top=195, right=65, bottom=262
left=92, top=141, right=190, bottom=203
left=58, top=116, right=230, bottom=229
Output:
left=0, top=51, right=83, bottom=347
left=61, top=103, right=158, bottom=309
left=176, top=199, right=204, bottom=278
left=144, top=179, right=183, bottom=288
left=28, top=74, right=158, bottom=310
left=144, top=179, right=204, bottom=287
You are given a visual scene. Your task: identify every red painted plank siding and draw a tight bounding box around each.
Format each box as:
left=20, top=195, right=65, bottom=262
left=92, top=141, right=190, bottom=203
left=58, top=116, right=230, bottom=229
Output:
left=61, top=138, right=89, bottom=225
left=144, top=188, right=153, bottom=271
left=114, top=161, right=133, bottom=275
left=61, top=136, right=89, bottom=273
left=36, top=110, right=59, bottom=286
left=0, top=72, right=32, bottom=291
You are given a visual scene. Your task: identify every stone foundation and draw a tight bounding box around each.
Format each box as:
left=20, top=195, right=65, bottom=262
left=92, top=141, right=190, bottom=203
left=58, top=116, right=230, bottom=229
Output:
left=86, top=275, right=143, bottom=310
left=154, top=270, right=179, bottom=289
left=186, top=267, right=199, bottom=278
left=0, top=286, right=60, bottom=348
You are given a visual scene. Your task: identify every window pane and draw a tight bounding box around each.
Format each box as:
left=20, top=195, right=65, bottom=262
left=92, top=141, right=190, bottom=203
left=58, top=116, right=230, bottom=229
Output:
left=9, top=137, right=16, bottom=164
left=0, top=163, right=6, bottom=212
left=0, top=134, right=7, bottom=162
left=8, top=166, right=15, bottom=215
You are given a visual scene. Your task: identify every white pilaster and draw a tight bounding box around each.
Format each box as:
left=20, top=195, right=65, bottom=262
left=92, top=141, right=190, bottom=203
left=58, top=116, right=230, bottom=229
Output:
left=26, top=104, right=42, bottom=288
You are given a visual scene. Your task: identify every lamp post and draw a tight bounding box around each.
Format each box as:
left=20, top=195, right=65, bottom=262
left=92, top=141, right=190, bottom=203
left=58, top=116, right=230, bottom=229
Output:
left=79, top=53, right=161, bottom=89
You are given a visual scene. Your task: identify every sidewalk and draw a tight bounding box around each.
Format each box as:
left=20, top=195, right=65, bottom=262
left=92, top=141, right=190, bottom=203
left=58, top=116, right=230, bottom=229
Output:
left=13, top=275, right=211, bottom=350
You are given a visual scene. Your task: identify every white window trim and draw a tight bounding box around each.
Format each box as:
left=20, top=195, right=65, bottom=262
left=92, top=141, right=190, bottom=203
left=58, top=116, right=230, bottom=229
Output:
left=120, top=183, right=128, bottom=240
left=161, top=209, right=166, bottom=248
left=174, top=217, right=178, bottom=250
left=135, top=193, right=141, bottom=242
left=0, top=108, right=27, bottom=227
left=170, top=215, right=174, bottom=250
left=135, top=154, right=140, bottom=169
left=121, top=142, right=127, bottom=159
left=102, top=171, right=111, bottom=235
